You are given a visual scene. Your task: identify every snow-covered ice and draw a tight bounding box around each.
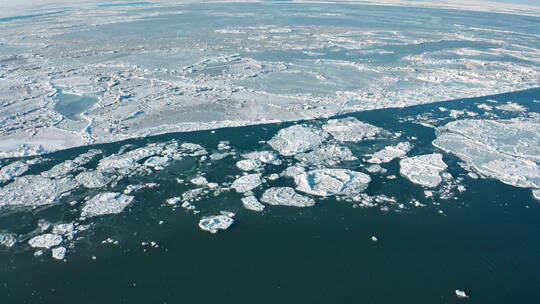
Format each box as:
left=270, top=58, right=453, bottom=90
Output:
left=231, top=174, right=262, bottom=193
left=241, top=196, right=265, bottom=212
left=28, top=233, right=63, bottom=249
left=367, top=142, right=411, bottom=164
left=198, top=214, right=235, bottom=233
left=294, top=169, right=371, bottom=197
left=322, top=117, right=382, bottom=142
left=81, top=192, right=134, bottom=218
left=51, top=247, right=67, bottom=260
left=260, top=187, right=315, bottom=207
left=399, top=154, right=448, bottom=187
left=268, top=125, right=328, bottom=156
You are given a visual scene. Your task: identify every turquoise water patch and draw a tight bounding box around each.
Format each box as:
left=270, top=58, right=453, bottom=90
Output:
left=54, top=93, right=99, bottom=121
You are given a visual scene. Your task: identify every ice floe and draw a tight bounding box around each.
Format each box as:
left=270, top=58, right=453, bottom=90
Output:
left=241, top=195, right=265, bottom=212
left=28, top=233, right=63, bottom=249
left=367, top=142, right=411, bottom=164
left=231, top=174, right=262, bottom=193
left=0, top=234, right=17, bottom=248
left=433, top=118, right=540, bottom=189
left=268, top=125, right=328, bottom=156
left=236, top=159, right=262, bottom=171
left=322, top=117, right=382, bottom=142
left=81, top=192, right=134, bottom=218
left=198, top=214, right=235, bottom=233
left=0, top=161, right=29, bottom=182
left=294, top=169, right=371, bottom=197
left=295, top=144, right=356, bottom=166
left=75, top=171, right=112, bottom=188
left=0, top=175, right=79, bottom=208
left=260, top=187, right=315, bottom=207
left=51, top=247, right=67, bottom=260
left=399, top=154, right=448, bottom=187
left=242, top=151, right=281, bottom=165
left=532, top=189, right=540, bottom=201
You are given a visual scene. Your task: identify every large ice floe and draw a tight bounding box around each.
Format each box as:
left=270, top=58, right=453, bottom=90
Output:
left=433, top=118, right=540, bottom=190
left=294, top=169, right=371, bottom=197
left=268, top=125, right=328, bottom=156
left=231, top=174, right=263, bottom=193
left=0, top=175, right=80, bottom=208
left=368, top=142, right=412, bottom=164
left=399, top=154, right=448, bottom=188
left=28, top=234, right=63, bottom=249
left=260, top=187, right=316, bottom=207
left=322, top=117, right=382, bottom=142
left=80, top=193, right=135, bottom=218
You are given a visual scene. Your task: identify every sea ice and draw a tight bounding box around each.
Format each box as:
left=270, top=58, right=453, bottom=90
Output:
left=75, top=171, right=112, bottom=188
left=295, top=144, right=356, bottom=166
left=190, top=176, right=209, bottom=186
left=243, top=151, right=282, bottom=165
left=294, top=169, right=371, bottom=197
left=0, top=233, right=16, bottom=248
left=322, top=117, right=382, bottom=142
left=198, top=214, right=235, bottom=233
left=231, top=174, right=262, bottom=193
left=0, top=161, right=29, bottom=182
left=51, top=247, right=67, bottom=260
left=532, top=189, right=540, bottom=201
left=236, top=159, right=262, bottom=171
left=260, top=187, right=315, bottom=207
left=0, top=175, right=80, bottom=208
left=399, top=154, right=448, bottom=187
left=28, top=233, right=63, bottom=249
left=268, top=125, right=328, bottom=156
left=367, top=142, right=411, bottom=164
left=81, top=192, right=134, bottom=218
left=241, top=195, right=265, bottom=212
left=433, top=118, right=540, bottom=189
left=455, top=290, right=468, bottom=298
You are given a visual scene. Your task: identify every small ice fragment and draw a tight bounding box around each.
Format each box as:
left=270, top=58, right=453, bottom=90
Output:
left=267, top=173, right=280, bottom=181
left=190, top=176, right=208, bottom=186
left=231, top=174, right=262, bottom=193
left=241, top=195, right=265, bottom=212
left=28, top=234, right=63, bottom=249
left=166, top=197, right=181, bottom=205
left=455, top=290, right=468, bottom=298
left=51, top=247, right=67, bottom=260
left=0, top=234, right=17, bottom=248
left=198, top=214, right=235, bottom=233
left=371, top=236, right=378, bottom=242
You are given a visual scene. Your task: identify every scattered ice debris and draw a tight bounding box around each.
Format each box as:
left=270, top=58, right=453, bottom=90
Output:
left=477, top=103, right=493, bottom=111
left=75, top=171, right=112, bottom=188
left=166, top=197, right=181, bottom=205
left=231, top=174, right=262, bottom=193
left=433, top=118, right=540, bottom=189
left=424, top=190, right=434, bottom=198
left=236, top=159, right=262, bottom=171
left=260, top=187, right=315, bottom=207
left=181, top=201, right=196, bottom=211
left=179, top=143, right=208, bottom=157
left=51, top=247, right=67, bottom=260
left=28, top=234, right=63, bottom=249
left=241, top=195, right=265, bottom=212
left=532, top=189, right=540, bottom=201
left=294, top=169, right=371, bottom=197
left=144, top=156, right=171, bottom=170
left=495, top=102, right=526, bottom=112
left=268, top=125, right=328, bottom=156
left=399, top=154, right=448, bottom=187
left=455, top=290, right=468, bottom=299
left=371, top=236, right=378, bottom=242
left=0, top=175, right=79, bottom=208
left=198, top=214, right=235, bottom=233
left=81, top=192, right=134, bottom=218
left=0, top=161, right=29, bottom=182
left=243, top=151, right=281, bottom=165
left=218, top=141, right=231, bottom=150
left=367, top=142, right=411, bottom=164
left=191, top=176, right=209, bottom=186
left=141, top=241, right=159, bottom=248
left=101, top=238, right=119, bottom=245
left=182, top=188, right=208, bottom=204
left=41, top=149, right=102, bottom=178
left=322, top=117, right=382, bottom=142
left=0, top=234, right=17, bottom=248
left=52, top=222, right=77, bottom=240
left=124, top=183, right=158, bottom=194
left=295, top=144, right=356, bottom=166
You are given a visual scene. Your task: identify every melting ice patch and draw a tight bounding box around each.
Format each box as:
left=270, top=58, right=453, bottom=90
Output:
left=294, top=169, right=371, bottom=197
left=198, top=213, right=235, bottom=233
left=433, top=118, right=540, bottom=189
left=399, top=154, right=448, bottom=188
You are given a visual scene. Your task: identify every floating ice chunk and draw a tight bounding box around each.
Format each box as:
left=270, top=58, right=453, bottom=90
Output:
left=495, top=102, right=526, bottom=112
left=0, top=175, right=79, bottom=208
left=236, top=159, right=262, bottom=171
left=533, top=189, right=540, bottom=201
left=231, top=174, right=262, bottom=193
left=267, top=173, right=280, bottom=181
left=51, top=247, right=67, bottom=260
left=399, top=154, right=448, bottom=188
left=295, top=144, right=356, bottom=166
left=52, top=223, right=77, bottom=240
left=0, top=233, right=16, bottom=248
left=371, top=236, right=378, bottom=242
left=210, top=152, right=231, bottom=161
left=268, top=125, right=328, bottom=156
left=242, top=151, right=281, bottom=165
left=166, top=197, right=181, bottom=205
left=477, top=103, right=493, bottom=111
left=190, top=176, right=208, bottom=186
left=97, top=145, right=164, bottom=174
left=260, top=187, right=315, bottom=207
left=295, top=169, right=371, bottom=197
left=0, top=161, right=29, bottom=182
left=365, top=165, right=387, bottom=174
left=144, top=156, right=171, bottom=169
left=124, top=183, right=158, bottom=194
left=28, top=233, right=63, bottom=249
left=41, top=149, right=102, bottom=178
left=198, top=214, right=235, bottom=233
left=322, top=117, right=382, bottom=142
left=367, top=142, right=411, bottom=164
left=455, top=290, right=468, bottom=298
left=433, top=119, right=540, bottom=189
left=81, top=192, right=134, bottom=218
left=75, top=171, right=112, bottom=188
left=179, top=143, right=207, bottom=156
left=281, top=165, right=305, bottom=178
left=241, top=195, right=265, bottom=212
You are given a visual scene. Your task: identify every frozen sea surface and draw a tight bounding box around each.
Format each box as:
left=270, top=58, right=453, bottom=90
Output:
left=0, top=1, right=539, bottom=157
